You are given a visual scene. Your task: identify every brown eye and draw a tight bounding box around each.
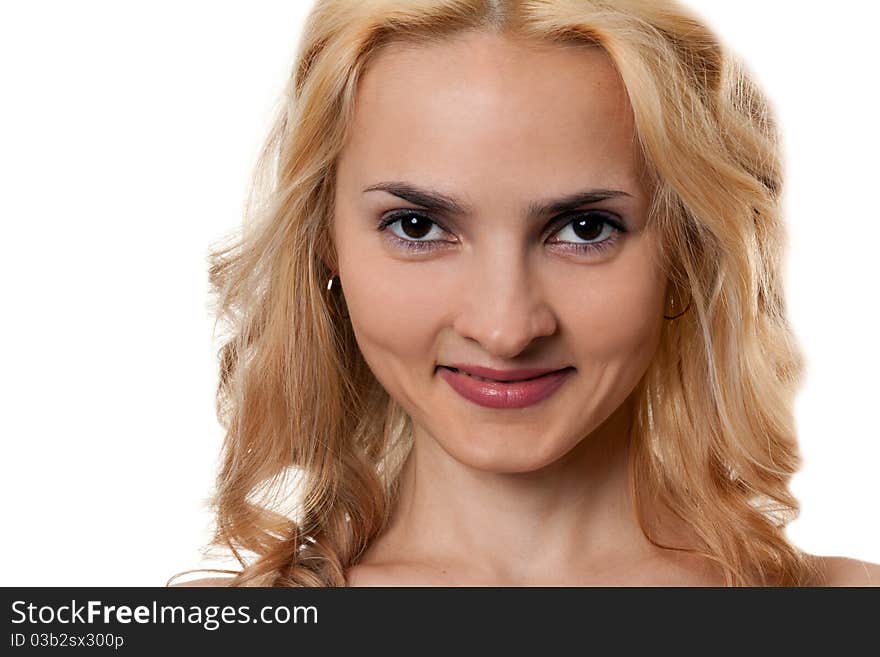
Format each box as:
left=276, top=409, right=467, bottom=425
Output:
left=571, top=216, right=605, bottom=241
left=398, top=213, right=434, bottom=239
left=377, top=209, right=454, bottom=253
left=549, top=211, right=627, bottom=255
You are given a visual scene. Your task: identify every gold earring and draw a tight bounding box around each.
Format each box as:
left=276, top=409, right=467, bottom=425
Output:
left=325, top=274, right=349, bottom=319
left=664, top=292, right=691, bottom=320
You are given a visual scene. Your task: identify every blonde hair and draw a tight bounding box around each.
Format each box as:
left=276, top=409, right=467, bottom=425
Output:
left=169, top=0, right=822, bottom=587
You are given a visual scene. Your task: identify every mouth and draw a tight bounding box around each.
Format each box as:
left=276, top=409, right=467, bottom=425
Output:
left=436, top=366, right=571, bottom=383
left=435, top=365, right=575, bottom=409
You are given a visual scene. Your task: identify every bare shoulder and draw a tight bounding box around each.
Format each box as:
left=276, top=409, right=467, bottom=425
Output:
left=345, top=562, right=450, bottom=587
left=813, top=555, right=880, bottom=587
left=344, top=564, right=387, bottom=587
left=168, top=576, right=235, bottom=588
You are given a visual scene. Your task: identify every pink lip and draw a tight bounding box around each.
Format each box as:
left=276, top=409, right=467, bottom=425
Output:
left=444, top=363, right=565, bottom=382
left=437, top=366, right=574, bottom=409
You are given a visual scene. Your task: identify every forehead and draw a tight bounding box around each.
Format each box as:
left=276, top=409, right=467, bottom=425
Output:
left=339, top=31, right=643, bottom=199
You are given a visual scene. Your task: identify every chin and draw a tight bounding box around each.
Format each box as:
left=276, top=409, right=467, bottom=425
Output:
left=436, top=427, right=583, bottom=475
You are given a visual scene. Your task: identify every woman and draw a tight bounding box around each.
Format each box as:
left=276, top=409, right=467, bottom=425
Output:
left=171, top=0, right=879, bottom=587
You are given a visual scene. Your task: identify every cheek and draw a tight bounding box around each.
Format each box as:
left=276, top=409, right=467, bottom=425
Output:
left=566, top=249, right=666, bottom=369
left=337, top=250, right=446, bottom=401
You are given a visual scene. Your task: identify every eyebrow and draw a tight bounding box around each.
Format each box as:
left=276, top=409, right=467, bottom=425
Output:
left=362, top=181, right=634, bottom=219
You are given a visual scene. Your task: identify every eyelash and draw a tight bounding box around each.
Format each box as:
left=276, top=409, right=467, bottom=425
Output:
left=376, top=210, right=628, bottom=255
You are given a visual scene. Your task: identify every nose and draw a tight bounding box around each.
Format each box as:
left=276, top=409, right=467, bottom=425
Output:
left=451, top=253, right=558, bottom=359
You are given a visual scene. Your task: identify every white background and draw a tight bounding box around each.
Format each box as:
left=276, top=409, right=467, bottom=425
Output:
left=1, top=1, right=877, bottom=586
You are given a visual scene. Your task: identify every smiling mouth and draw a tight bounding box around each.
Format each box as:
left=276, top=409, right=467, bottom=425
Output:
left=438, top=366, right=564, bottom=383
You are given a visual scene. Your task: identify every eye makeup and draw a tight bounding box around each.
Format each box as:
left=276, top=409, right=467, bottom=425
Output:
left=375, top=209, right=628, bottom=256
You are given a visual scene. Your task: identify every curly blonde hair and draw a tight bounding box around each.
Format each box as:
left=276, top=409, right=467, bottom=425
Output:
left=169, top=0, right=822, bottom=587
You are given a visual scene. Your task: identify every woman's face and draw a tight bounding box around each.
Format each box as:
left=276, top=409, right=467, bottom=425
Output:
left=333, top=31, right=667, bottom=473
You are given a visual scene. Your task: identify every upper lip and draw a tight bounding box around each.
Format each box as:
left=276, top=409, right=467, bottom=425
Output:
left=441, top=363, right=571, bottom=382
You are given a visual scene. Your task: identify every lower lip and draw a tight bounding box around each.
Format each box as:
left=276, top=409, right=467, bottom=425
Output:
left=437, top=367, right=574, bottom=409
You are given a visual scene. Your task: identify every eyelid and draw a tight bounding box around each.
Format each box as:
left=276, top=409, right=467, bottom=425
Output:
left=378, top=209, right=457, bottom=240
left=547, top=208, right=623, bottom=229
left=377, top=208, right=628, bottom=257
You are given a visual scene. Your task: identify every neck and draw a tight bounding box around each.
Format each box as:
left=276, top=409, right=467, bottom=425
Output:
left=364, top=394, right=671, bottom=585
